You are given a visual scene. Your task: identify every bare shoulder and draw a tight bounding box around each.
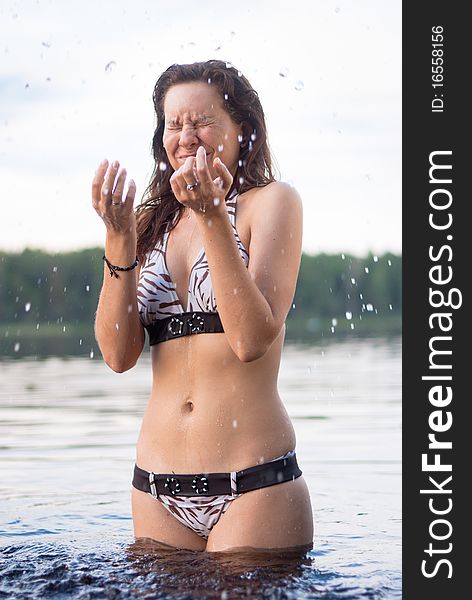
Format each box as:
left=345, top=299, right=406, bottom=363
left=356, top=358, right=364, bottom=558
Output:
left=238, top=180, right=302, bottom=223
left=244, top=181, right=302, bottom=230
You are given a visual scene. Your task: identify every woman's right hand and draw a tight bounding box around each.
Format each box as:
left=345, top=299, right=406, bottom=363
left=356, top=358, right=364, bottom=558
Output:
left=92, top=159, right=137, bottom=235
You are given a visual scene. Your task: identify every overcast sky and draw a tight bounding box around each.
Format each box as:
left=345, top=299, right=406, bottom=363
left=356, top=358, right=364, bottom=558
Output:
left=0, top=0, right=401, bottom=257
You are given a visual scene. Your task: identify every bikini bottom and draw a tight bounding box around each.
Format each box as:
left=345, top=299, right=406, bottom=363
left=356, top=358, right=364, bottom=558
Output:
left=132, top=450, right=301, bottom=540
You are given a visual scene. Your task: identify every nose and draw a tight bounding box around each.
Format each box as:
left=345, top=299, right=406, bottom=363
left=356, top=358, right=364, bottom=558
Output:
left=179, top=124, right=199, bottom=148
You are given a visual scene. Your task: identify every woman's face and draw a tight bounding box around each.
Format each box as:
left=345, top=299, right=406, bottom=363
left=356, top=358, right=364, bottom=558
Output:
left=162, top=81, right=243, bottom=180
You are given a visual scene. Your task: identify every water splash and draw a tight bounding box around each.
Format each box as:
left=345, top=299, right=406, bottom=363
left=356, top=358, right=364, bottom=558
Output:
left=345, top=312, right=352, bottom=320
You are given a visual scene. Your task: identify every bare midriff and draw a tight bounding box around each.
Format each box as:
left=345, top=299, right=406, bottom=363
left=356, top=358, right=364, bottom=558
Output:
left=135, top=324, right=297, bottom=474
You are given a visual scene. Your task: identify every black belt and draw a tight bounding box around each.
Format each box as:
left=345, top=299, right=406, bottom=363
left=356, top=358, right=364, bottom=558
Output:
left=145, top=311, right=224, bottom=345
left=132, top=452, right=302, bottom=497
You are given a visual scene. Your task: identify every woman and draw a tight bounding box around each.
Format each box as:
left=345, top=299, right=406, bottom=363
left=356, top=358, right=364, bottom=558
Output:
left=92, top=60, right=314, bottom=553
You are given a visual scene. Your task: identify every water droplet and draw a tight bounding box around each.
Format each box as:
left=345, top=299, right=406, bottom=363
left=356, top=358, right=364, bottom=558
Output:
left=341, top=253, right=345, bottom=260
left=105, top=60, right=117, bottom=73
left=218, top=144, right=224, bottom=151
left=351, top=277, right=356, bottom=285
left=331, top=326, right=335, bottom=333
left=128, top=304, right=133, bottom=313
left=345, top=311, right=352, bottom=320
left=238, top=134, right=243, bottom=143
left=273, top=285, right=277, bottom=292
left=159, top=161, right=167, bottom=171
left=373, top=255, right=379, bottom=262
left=224, top=93, right=228, bottom=100
left=79, top=339, right=83, bottom=345
left=388, top=259, right=392, bottom=266
left=389, top=304, right=393, bottom=310
left=225, top=61, right=232, bottom=69
left=14, top=342, right=20, bottom=352
left=364, top=267, right=369, bottom=273
left=294, top=80, right=304, bottom=91
left=350, top=323, right=355, bottom=329
left=90, top=349, right=94, bottom=359
left=36, top=323, right=40, bottom=330
left=239, top=176, right=244, bottom=185
left=232, top=419, right=238, bottom=428
left=52, top=266, right=58, bottom=272
left=221, top=591, right=229, bottom=600
left=332, top=318, right=338, bottom=326
left=213, top=197, right=220, bottom=206
left=366, top=304, right=374, bottom=312
left=25, top=302, right=31, bottom=312
left=250, top=132, right=257, bottom=141
left=238, top=159, right=243, bottom=166
left=359, top=293, right=364, bottom=299
left=292, top=303, right=296, bottom=309
left=85, top=285, right=90, bottom=292
left=115, top=323, right=119, bottom=330
left=63, top=326, right=66, bottom=332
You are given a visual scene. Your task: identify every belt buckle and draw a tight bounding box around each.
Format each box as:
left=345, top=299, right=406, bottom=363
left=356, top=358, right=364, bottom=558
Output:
left=168, top=317, right=184, bottom=336
left=191, top=474, right=209, bottom=494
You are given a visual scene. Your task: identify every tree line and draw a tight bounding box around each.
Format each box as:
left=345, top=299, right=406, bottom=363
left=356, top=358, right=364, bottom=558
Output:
left=0, top=247, right=401, bottom=336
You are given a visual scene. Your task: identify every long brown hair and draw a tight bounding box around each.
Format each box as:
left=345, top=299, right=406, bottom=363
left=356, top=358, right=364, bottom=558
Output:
left=135, top=59, right=278, bottom=264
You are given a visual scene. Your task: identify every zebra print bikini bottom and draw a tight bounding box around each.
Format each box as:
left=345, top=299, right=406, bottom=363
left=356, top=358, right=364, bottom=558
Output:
left=149, top=450, right=295, bottom=540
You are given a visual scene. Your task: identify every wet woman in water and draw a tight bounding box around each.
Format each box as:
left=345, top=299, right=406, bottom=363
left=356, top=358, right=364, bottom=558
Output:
left=92, top=59, right=313, bottom=552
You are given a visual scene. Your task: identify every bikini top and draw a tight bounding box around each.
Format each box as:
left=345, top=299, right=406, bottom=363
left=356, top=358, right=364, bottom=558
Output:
left=137, top=189, right=249, bottom=345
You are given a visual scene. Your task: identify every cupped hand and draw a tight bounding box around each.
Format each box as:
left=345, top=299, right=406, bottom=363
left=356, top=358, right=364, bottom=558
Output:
left=169, top=146, right=234, bottom=215
left=92, top=159, right=136, bottom=234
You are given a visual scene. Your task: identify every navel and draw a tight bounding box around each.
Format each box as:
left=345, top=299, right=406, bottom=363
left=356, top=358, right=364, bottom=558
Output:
left=183, top=400, right=194, bottom=413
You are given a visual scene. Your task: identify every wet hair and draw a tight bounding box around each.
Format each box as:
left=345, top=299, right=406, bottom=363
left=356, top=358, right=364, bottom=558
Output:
left=135, top=59, right=278, bottom=265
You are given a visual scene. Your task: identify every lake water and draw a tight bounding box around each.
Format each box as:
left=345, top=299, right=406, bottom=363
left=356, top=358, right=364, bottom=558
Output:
left=0, top=336, right=401, bottom=599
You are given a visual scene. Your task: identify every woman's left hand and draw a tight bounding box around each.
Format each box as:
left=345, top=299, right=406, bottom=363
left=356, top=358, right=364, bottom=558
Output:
left=169, top=145, right=234, bottom=215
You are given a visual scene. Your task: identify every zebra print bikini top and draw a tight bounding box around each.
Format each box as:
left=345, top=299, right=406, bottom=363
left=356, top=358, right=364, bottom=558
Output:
left=137, top=189, right=249, bottom=344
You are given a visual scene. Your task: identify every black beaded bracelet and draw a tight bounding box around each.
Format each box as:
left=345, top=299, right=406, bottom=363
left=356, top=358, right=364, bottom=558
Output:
left=103, top=254, right=139, bottom=279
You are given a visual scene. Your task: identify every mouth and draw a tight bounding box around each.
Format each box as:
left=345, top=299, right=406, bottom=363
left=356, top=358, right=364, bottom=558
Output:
left=177, top=152, right=212, bottom=161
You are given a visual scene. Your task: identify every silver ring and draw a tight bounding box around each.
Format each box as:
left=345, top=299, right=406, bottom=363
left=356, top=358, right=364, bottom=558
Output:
left=186, top=182, right=198, bottom=191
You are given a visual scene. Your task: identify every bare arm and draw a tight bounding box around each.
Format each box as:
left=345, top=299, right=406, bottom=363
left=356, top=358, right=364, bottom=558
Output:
left=92, top=159, right=145, bottom=373
left=195, top=181, right=303, bottom=362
